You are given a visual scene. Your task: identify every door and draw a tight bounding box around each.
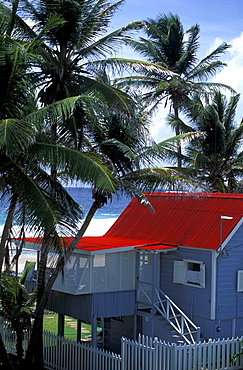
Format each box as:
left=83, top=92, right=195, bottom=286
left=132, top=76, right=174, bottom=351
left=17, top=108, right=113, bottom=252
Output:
left=137, top=251, right=159, bottom=309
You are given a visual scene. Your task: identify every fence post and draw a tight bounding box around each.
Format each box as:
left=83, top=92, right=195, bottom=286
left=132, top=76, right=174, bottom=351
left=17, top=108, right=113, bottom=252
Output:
left=153, top=337, right=159, bottom=370
left=121, top=337, right=126, bottom=370
left=170, top=343, right=177, bottom=370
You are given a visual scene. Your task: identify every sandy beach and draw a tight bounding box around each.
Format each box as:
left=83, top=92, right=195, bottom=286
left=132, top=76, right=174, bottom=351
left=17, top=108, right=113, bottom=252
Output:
left=7, top=218, right=117, bottom=274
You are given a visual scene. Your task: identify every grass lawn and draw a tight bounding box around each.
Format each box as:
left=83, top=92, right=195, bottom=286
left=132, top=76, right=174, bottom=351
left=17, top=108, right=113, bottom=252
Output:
left=43, top=313, right=92, bottom=341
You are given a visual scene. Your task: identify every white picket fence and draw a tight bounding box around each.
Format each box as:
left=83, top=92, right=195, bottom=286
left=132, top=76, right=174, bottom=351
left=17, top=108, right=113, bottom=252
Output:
left=122, top=334, right=243, bottom=370
left=1, top=325, right=243, bottom=370
left=43, top=331, right=121, bottom=370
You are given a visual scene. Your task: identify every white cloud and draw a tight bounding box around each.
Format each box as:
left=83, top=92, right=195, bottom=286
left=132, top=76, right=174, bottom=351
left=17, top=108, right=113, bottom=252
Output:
left=150, top=107, right=174, bottom=142
left=213, top=32, right=243, bottom=121
left=151, top=32, right=243, bottom=143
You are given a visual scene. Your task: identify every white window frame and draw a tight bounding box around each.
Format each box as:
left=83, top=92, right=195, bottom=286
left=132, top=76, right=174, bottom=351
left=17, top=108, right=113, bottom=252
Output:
left=173, top=259, right=205, bottom=288
left=237, top=270, right=243, bottom=292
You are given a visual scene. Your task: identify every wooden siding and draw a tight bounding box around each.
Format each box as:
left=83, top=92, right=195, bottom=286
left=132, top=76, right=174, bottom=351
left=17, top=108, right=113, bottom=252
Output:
left=47, top=291, right=93, bottom=322
left=47, top=290, right=135, bottom=322
left=217, top=223, right=243, bottom=329
left=92, top=291, right=135, bottom=317
left=160, top=248, right=212, bottom=321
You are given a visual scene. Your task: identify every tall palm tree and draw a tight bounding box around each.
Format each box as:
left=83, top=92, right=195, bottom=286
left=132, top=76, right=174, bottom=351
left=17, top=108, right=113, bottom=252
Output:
left=0, top=4, right=202, bottom=367
left=112, top=13, right=233, bottom=166
left=18, top=0, right=141, bottom=114
left=173, top=91, right=243, bottom=192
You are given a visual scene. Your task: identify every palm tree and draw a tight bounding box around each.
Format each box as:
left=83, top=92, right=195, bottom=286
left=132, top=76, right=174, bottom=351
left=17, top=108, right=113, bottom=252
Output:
left=173, top=91, right=243, bottom=192
left=112, top=13, right=233, bottom=166
left=0, top=4, right=203, bottom=367
left=0, top=263, right=36, bottom=364
left=0, top=10, right=120, bottom=365
left=16, top=0, right=142, bottom=128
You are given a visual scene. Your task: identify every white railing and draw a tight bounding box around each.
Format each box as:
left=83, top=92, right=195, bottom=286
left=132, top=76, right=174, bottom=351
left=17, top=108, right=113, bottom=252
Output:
left=122, top=334, right=243, bottom=370
left=137, top=281, right=200, bottom=344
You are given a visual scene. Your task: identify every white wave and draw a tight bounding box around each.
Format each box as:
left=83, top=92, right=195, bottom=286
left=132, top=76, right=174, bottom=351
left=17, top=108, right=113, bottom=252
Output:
left=81, top=217, right=117, bottom=236
left=0, top=217, right=117, bottom=239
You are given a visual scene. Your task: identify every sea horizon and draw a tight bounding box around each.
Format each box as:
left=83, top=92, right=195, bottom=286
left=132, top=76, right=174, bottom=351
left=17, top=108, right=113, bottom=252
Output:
left=0, top=187, right=131, bottom=226
left=0, top=187, right=131, bottom=261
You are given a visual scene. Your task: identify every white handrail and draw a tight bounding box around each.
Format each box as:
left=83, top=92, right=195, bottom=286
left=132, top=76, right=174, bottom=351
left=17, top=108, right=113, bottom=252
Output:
left=137, top=281, right=201, bottom=344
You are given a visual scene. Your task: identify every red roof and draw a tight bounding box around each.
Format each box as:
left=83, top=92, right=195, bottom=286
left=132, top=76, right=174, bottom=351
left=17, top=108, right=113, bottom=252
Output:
left=22, top=192, right=243, bottom=252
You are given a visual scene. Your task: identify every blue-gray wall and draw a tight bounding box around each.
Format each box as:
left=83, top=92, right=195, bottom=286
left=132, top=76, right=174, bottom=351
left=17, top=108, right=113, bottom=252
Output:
left=47, top=290, right=135, bottom=322
left=160, top=248, right=212, bottom=323
left=157, top=223, right=243, bottom=340
left=216, top=223, right=243, bottom=338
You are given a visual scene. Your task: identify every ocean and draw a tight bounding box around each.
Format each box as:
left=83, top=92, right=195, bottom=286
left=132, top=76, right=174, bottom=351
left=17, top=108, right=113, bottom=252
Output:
left=0, top=188, right=131, bottom=262
left=66, top=187, right=131, bottom=220
left=0, top=187, right=131, bottom=226
left=0, top=187, right=131, bottom=244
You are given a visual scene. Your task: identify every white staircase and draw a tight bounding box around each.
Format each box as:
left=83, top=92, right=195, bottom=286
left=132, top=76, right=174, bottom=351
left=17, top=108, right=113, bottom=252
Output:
left=137, top=281, right=201, bottom=344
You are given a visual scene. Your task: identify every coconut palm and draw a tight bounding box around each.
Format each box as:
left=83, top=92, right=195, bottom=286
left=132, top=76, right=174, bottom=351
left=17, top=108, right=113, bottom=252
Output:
left=0, top=11, right=119, bottom=366
left=0, top=4, right=203, bottom=367
left=171, top=91, right=243, bottom=192
left=111, top=13, right=233, bottom=166
left=16, top=0, right=142, bottom=127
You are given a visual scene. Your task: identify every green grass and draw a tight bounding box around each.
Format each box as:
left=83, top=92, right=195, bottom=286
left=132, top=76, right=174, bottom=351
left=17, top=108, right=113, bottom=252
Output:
left=43, top=313, right=92, bottom=341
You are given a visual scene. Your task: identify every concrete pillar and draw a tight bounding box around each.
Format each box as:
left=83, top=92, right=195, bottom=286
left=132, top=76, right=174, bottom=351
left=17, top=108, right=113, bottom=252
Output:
left=58, top=313, right=65, bottom=337
left=77, top=319, right=82, bottom=342
left=92, top=314, right=97, bottom=347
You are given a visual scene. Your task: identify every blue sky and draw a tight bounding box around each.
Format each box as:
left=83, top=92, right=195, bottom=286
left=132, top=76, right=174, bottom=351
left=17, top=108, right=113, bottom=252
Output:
left=109, top=0, right=243, bottom=142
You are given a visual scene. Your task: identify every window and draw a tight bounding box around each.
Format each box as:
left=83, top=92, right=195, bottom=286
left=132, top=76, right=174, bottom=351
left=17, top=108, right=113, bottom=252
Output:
left=173, top=260, right=205, bottom=288
left=237, top=270, right=243, bottom=292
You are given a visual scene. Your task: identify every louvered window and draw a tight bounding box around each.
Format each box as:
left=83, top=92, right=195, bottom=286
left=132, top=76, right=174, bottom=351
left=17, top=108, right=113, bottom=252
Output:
left=173, top=260, right=205, bottom=288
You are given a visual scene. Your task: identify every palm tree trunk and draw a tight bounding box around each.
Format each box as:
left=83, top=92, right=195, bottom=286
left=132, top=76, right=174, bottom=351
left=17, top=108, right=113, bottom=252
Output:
left=172, top=96, right=182, bottom=167
left=0, top=332, right=13, bottom=370
left=16, top=329, right=24, bottom=364
left=24, top=198, right=103, bottom=369
left=0, top=195, right=17, bottom=273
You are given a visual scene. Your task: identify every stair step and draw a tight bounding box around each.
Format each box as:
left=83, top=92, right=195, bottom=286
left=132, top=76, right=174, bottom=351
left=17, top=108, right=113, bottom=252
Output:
left=150, top=290, right=200, bottom=345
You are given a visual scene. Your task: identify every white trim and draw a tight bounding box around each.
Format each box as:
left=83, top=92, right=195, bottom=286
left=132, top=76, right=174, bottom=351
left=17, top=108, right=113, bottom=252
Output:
left=211, top=251, right=217, bottom=320
left=184, top=259, right=205, bottom=288
left=74, top=245, right=177, bottom=256
left=135, top=247, right=177, bottom=253
left=74, top=245, right=135, bottom=255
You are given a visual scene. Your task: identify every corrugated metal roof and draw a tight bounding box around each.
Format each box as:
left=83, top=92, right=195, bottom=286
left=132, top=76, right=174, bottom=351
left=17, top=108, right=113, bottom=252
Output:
left=103, top=192, right=243, bottom=251
left=21, top=192, right=243, bottom=252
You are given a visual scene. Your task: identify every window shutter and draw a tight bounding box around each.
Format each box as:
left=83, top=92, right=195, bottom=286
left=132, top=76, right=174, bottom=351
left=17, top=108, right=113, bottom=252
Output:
left=173, top=261, right=184, bottom=284
left=237, top=270, right=243, bottom=292
left=200, top=263, right=206, bottom=288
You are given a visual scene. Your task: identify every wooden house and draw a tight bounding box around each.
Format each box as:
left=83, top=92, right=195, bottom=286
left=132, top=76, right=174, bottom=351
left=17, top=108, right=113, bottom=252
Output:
left=22, top=192, right=243, bottom=353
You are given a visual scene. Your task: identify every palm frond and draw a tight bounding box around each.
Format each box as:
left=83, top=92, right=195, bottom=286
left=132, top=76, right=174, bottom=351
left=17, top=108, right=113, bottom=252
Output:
left=94, top=57, right=176, bottom=77
left=123, top=167, right=200, bottom=192
left=26, top=96, right=80, bottom=126
left=31, top=143, right=117, bottom=192
left=79, top=20, right=143, bottom=59
left=0, top=118, right=35, bottom=154
left=78, top=75, right=135, bottom=112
